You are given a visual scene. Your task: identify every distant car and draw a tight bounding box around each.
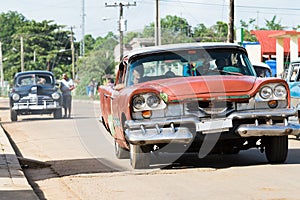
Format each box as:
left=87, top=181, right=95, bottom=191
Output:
left=9, top=70, right=62, bottom=121
left=285, top=59, right=300, bottom=108
left=252, top=62, right=272, bottom=77
left=99, top=42, right=300, bottom=169
left=285, top=59, right=300, bottom=127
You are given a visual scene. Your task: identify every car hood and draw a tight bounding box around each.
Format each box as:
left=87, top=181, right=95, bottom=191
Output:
left=137, top=76, right=257, bottom=101
left=13, top=85, right=57, bottom=96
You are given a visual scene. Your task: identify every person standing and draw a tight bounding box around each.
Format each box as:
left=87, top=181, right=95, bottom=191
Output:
left=88, top=78, right=96, bottom=100
left=60, top=73, right=75, bottom=118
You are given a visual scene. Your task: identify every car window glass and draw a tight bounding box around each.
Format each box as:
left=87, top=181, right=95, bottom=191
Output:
left=127, top=49, right=255, bottom=86
left=17, top=74, right=53, bottom=86
left=36, top=75, right=53, bottom=85
left=290, top=64, right=300, bottom=82
left=18, top=76, right=35, bottom=86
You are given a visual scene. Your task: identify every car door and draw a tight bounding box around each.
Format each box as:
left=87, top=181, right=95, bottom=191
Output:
left=109, top=62, right=127, bottom=138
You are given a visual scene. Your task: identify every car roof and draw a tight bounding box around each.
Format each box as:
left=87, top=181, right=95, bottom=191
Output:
left=123, top=42, right=247, bottom=61
left=291, top=58, right=300, bottom=64
left=14, top=70, right=54, bottom=78
left=252, top=62, right=271, bottom=70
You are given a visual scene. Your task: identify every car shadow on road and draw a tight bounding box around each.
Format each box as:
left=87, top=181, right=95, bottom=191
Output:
left=0, top=116, right=99, bottom=124
left=20, top=157, right=120, bottom=181
left=151, top=147, right=300, bottom=170
left=0, top=107, right=9, bottom=111
left=18, top=157, right=123, bottom=200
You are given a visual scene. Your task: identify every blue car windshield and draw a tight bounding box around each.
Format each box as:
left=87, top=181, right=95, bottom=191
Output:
left=16, top=74, right=54, bottom=86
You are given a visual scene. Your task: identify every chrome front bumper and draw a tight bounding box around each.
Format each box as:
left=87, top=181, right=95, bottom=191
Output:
left=12, top=101, right=61, bottom=110
left=125, top=108, right=300, bottom=145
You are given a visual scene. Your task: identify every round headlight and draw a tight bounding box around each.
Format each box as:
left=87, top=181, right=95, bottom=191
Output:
left=260, top=86, right=273, bottom=99
left=274, top=85, right=287, bottom=98
left=146, top=94, right=160, bottom=108
left=12, top=93, right=20, bottom=101
left=52, top=92, right=60, bottom=100
left=132, top=95, right=145, bottom=109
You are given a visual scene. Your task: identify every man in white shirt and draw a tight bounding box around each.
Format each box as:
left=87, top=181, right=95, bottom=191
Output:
left=60, top=73, right=74, bottom=118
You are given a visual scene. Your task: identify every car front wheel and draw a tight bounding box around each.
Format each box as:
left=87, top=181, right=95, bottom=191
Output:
left=10, top=109, right=17, bottom=122
left=130, top=144, right=151, bottom=169
left=264, top=136, right=288, bottom=164
left=53, top=108, right=62, bottom=119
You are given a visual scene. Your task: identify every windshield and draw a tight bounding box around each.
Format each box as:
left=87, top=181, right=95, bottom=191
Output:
left=16, top=74, right=54, bottom=86
left=126, top=48, right=255, bottom=86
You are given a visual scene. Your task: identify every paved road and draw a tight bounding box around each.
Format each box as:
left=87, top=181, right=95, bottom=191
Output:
left=1, top=98, right=300, bottom=199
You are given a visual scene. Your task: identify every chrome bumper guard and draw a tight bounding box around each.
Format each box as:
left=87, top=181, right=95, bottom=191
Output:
left=125, top=117, right=197, bottom=145
left=12, top=101, right=61, bottom=110
left=125, top=108, right=300, bottom=144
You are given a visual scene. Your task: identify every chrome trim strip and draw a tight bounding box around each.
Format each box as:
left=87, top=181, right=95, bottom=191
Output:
left=125, top=117, right=199, bottom=129
left=228, top=108, right=297, bottom=119
left=236, top=123, right=300, bottom=137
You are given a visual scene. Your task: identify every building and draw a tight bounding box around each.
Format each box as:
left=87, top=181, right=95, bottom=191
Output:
left=250, top=30, right=300, bottom=77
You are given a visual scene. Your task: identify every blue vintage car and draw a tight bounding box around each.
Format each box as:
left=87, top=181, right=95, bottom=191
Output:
left=9, top=71, right=63, bottom=121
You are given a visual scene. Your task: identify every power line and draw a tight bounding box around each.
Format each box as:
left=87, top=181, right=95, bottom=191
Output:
left=105, top=2, right=137, bottom=61
left=138, top=0, right=300, bottom=13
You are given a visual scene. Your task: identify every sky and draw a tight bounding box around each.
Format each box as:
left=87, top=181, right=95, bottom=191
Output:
left=1, top=0, right=300, bottom=41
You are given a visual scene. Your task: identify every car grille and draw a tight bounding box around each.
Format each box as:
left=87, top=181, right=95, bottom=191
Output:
left=19, top=94, right=54, bottom=105
left=185, top=100, right=234, bottom=117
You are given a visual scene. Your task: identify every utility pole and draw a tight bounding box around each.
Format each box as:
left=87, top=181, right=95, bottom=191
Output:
left=155, top=0, right=161, bottom=46
left=227, top=0, right=234, bottom=43
left=105, top=2, right=136, bottom=61
left=0, top=42, right=3, bottom=87
left=70, top=27, right=75, bottom=80
left=20, top=36, right=24, bottom=72
left=80, top=0, right=85, bottom=56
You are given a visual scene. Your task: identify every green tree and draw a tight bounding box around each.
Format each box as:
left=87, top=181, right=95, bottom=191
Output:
left=193, top=21, right=227, bottom=42
left=83, top=34, right=96, bottom=55
left=239, top=18, right=258, bottom=42
left=0, top=11, right=74, bottom=83
left=161, top=15, right=191, bottom=36
left=211, top=21, right=228, bottom=42
left=264, top=15, right=285, bottom=30
left=124, top=32, right=142, bottom=45
left=142, top=15, right=192, bottom=44
left=75, top=32, right=118, bottom=95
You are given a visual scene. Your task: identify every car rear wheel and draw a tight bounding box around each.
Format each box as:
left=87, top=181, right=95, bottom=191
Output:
left=10, top=110, right=17, bottom=122
left=130, top=144, right=151, bottom=169
left=264, top=136, right=288, bottom=164
left=53, top=108, right=62, bottom=119
left=115, top=140, right=129, bottom=159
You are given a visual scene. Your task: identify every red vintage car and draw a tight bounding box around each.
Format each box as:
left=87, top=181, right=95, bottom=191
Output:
left=99, top=43, right=300, bottom=169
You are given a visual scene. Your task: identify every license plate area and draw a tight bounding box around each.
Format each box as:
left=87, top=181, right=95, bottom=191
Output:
left=196, top=118, right=233, bottom=134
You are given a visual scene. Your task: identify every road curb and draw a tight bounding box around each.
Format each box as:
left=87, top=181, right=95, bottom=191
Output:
left=0, top=124, right=39, bottom=199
